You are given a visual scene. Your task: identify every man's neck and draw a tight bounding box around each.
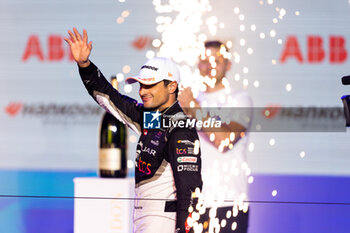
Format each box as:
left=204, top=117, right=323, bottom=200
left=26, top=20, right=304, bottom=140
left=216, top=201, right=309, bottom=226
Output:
left=157, top=100, right=178, bottom=112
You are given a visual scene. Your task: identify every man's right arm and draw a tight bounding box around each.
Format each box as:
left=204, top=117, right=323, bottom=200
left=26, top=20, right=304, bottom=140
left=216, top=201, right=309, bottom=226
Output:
left=79, top=61, right=143, bottom=135
left=64, top=27, right=143, bottom=135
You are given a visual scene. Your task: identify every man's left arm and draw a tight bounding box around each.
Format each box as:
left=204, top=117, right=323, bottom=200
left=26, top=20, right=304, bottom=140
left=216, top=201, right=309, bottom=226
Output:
left=167, top=128, right=203, bottom=233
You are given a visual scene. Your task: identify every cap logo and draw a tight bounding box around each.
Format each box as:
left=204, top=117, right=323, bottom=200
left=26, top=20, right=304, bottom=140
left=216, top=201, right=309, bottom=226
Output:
left=141, top=65, right=159, bottom=71
left=140, top=77, right=155, bottom=82
left=168, top=72, right=173, bottom=77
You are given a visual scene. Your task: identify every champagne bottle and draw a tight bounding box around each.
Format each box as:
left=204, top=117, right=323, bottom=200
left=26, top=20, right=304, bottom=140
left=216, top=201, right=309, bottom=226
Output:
left=98, top=76, right=127, bottom=178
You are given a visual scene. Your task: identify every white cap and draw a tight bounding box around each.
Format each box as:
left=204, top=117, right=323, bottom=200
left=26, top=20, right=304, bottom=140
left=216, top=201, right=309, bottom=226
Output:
left=125, top=57, right=180, bottom=85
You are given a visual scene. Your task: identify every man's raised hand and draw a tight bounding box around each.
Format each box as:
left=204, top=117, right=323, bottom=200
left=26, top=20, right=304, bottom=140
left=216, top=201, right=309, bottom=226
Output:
left=64, top=27, right=92, bottom=68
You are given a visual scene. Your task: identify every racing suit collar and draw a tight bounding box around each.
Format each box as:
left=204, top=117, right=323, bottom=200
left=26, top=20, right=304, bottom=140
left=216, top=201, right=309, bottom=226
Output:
left=161, top=101, right=182, bottom=115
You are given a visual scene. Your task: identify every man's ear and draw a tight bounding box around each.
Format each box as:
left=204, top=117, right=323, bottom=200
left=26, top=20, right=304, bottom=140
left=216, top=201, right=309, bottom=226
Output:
left=168, top=81, right=178, bottom=94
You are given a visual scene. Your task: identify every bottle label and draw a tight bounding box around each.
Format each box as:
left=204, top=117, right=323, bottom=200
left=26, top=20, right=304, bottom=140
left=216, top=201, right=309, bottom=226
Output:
left=99, top=148, right=122, bottom=170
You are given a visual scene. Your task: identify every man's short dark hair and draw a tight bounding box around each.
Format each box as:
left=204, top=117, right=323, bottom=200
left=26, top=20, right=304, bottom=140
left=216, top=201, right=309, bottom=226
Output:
left=163, top=80, right=178, bottom=99
left=204, top=40, right=229, bottom=53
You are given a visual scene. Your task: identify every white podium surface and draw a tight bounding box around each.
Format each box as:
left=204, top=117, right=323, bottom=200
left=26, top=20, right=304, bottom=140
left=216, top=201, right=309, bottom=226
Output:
left=74, top=177, right=135, bottom=233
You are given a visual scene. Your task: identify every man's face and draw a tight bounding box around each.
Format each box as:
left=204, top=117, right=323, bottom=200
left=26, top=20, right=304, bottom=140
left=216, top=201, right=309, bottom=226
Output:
left=139, top=81, right=171, bottom=111
left=198, top=47, right=231, bottom=82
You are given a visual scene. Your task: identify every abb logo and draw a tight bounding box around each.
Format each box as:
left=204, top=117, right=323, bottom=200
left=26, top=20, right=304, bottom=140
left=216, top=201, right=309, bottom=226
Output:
left=22, top=34, right=153, bottom=62
left=280, top=35, right=347, bottom=64
left=22, top=35, right=74, bottom=62
left=23, top=34, right=346, bottom=64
